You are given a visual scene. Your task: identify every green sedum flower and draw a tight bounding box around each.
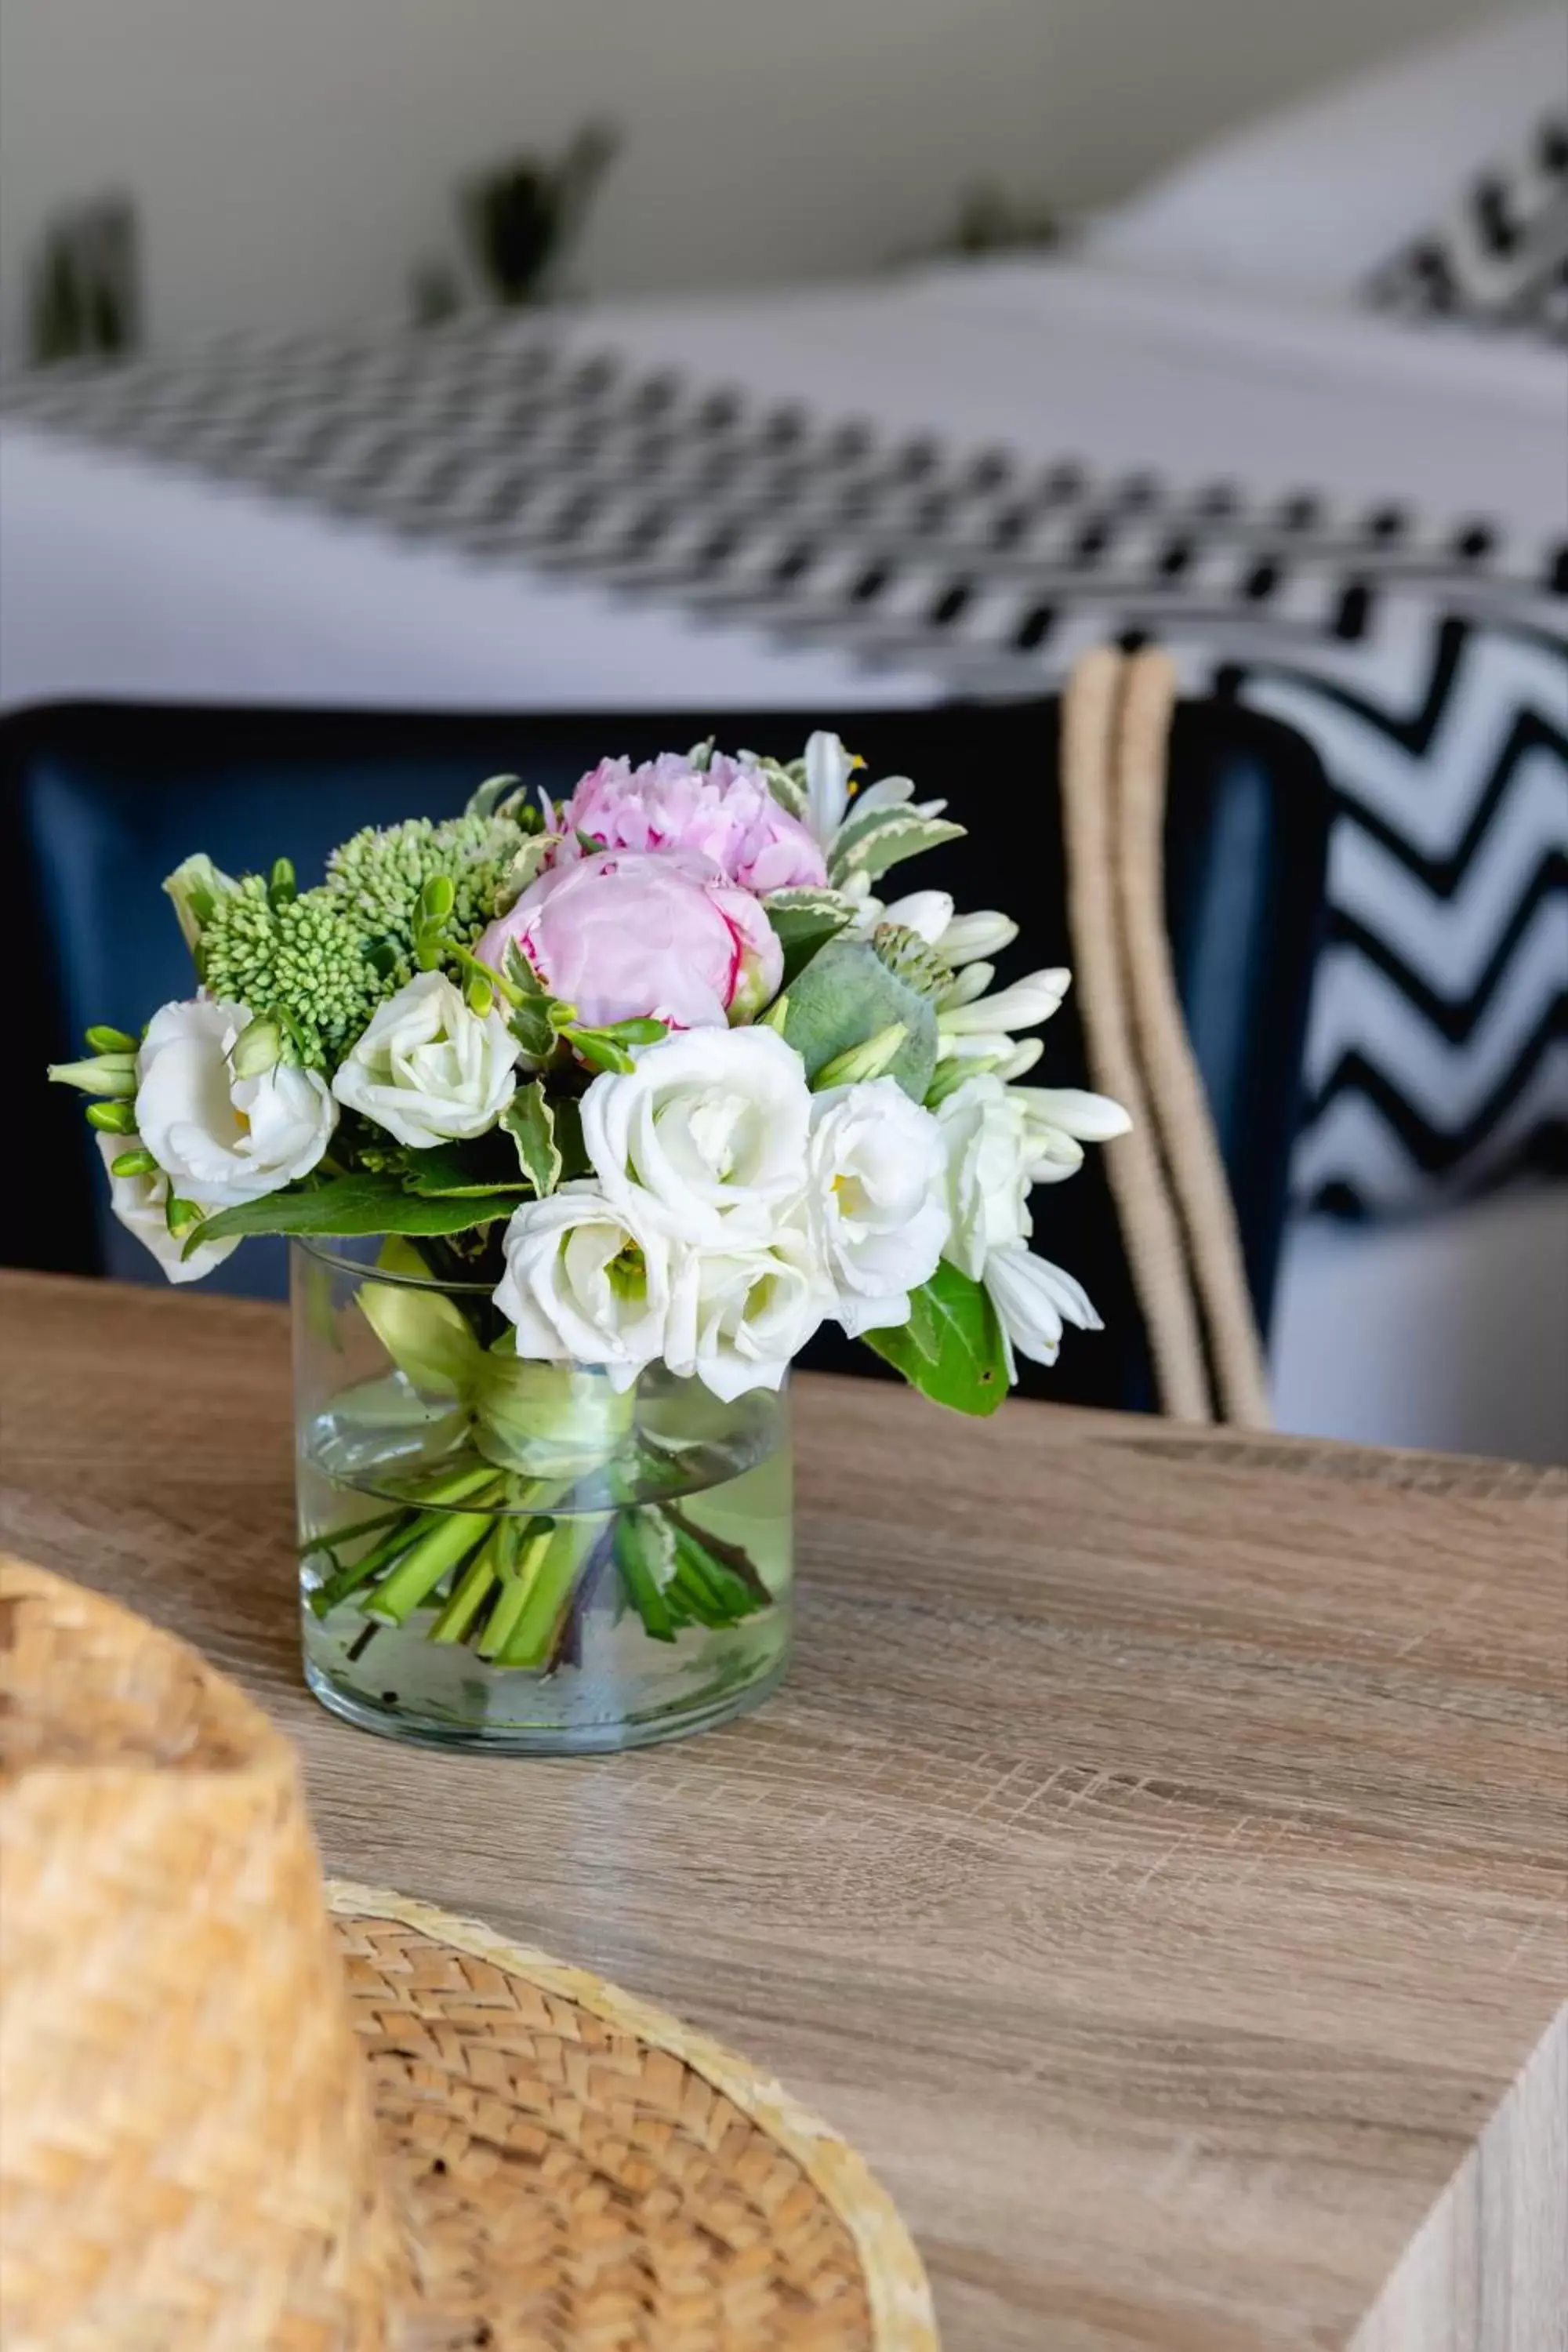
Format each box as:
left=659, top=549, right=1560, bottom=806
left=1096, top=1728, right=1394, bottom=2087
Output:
left=199, top=877, right=379, bottom=1066
left=325, top=814, right=525, bottom=982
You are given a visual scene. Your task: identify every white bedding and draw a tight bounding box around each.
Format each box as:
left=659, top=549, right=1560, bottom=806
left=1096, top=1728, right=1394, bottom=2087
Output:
left=3, top=258, right=1563, bottom=1462
left=3, top=258, right=1564, bottom=715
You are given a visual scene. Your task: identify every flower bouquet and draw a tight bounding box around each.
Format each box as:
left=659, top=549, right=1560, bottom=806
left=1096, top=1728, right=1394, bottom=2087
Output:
left=49, top=734, right=1127, bottom=1750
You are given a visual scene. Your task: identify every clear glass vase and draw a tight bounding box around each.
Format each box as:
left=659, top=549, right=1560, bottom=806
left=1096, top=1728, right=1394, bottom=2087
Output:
left=291, top=1236, right=793, bottom=1752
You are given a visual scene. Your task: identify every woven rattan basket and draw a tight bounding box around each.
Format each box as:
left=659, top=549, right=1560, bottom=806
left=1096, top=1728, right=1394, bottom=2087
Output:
left=0, top=1559, right=936, bottom=2352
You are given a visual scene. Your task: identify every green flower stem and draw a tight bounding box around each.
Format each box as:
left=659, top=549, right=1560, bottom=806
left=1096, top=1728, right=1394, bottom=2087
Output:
left=495, top=1517, right=606, bottom=1668
left=668, top=1559, right=727, bottom=1628
left=612, top=1516, right=678, bottom=1643
left=299, top=1504, right=408, bottom=1562
left=361, top=1482, right=506, bottom=1624
left=475, top=1523, right=553, bottom=1660
left=310, top=1518, right=429, bottom=1617
left=309, top=1462, right=502, bottom=1614
left=427, top=1526, right=507, bottom=1645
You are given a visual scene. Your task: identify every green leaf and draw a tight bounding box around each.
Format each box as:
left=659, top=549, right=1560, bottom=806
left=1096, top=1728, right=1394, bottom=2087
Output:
left=564, top=1026, right=635, bottom=1074
left=763, top=885, right=858, bottom=985
left=509, top=996, right=557, bottom=1063
left=357, top=1279, right=480, bottom=1397
left=495, top=837, right=554, bottom=913
left=402, top=1142, right=533, bottom=1199
left=501, top=1081, right=561, bottom=1196
left=551, top=1094, right=588, bottom=1180
left=753, top=757, right=810, bottom=822
left=829, top=804, right=964, bottom=888
left=187, top=1174, right=521, bottom=1254
left=465, top=772, right=523, bottom=820
left=779, top=935, right=938, bottom=1104
left=613, top=1512, right=679, bottom=1641
left=504, top=942, right=547, bottom=1000
left=863, top=1261, right=1010, bottom=1415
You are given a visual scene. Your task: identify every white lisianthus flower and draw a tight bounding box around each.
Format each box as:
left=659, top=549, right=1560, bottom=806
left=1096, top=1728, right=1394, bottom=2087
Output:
left=666, top=1218, right=829, bottom=1399
left=494, top=1183, right=672, bottom=1392
left=984, top=1243, right=1102, bottom=1374
left=332, top=971, right=517, bottom=1149
left=135, top=998, right=336, bottom=1208
left=806, top=1080, right=949, bottom=1336
left=580, top=1026, right=812, bottom=1246
left=96, top=1134, right=238, bottom=1284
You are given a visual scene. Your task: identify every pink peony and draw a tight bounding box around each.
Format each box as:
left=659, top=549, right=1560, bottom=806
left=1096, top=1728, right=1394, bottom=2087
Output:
left=555, top=752, right=828, bottom=895
left=476, top=848, right=783, bottom=1033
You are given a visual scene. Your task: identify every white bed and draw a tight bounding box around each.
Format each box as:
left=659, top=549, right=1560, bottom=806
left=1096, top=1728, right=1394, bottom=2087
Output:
left=5, top=9, right=1565, bottom=1461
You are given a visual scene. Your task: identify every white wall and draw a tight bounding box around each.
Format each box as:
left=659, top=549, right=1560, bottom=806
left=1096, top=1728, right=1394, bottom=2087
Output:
left=0, top=0, right=1523, bottom=347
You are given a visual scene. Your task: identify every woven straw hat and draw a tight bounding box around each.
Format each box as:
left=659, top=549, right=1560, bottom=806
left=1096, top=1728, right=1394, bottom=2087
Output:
left=0, top=1558, right=936, bottom=2352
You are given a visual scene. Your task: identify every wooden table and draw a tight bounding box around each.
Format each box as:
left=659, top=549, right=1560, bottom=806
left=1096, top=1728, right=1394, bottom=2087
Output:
left=2, top=1272, right=1564, bottom=2352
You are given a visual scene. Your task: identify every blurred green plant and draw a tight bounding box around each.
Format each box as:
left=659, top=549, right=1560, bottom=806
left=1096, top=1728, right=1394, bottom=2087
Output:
left=411, top=120, right=619, bottom=324
left=29, top=194, right=140, bottom=365
left=927, top=183, right=1061, bottom=263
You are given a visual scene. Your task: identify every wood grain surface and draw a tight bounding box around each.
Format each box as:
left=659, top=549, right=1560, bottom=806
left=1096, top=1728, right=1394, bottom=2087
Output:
left=1, top=1271, right=1564, bottom=2352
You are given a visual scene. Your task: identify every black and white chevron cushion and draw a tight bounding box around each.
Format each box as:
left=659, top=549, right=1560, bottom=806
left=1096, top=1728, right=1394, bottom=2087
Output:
left=1363, top=112, right=1568, bottom=343
left=5, top=324, right=1565, bottom=1218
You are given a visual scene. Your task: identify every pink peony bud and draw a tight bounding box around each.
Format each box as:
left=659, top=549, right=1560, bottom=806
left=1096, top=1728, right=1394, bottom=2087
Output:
left=556, top=752, right=827, bottom=895
left=475, top=848, right=784, bottom=1033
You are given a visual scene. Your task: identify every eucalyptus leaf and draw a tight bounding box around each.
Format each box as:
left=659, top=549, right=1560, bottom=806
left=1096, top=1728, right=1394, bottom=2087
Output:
left=829, top=804, right=965, bottom=888
left=779, top=935, right=938, bottom=1103
left=863, top=1261, right=1009, bottom=1415
left=502, top=1081, right=562, bottom=1196
left=187, top=1176, right=521, bottom=1254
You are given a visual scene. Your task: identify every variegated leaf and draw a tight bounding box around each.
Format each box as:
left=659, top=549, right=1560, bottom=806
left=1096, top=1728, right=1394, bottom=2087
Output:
left=829, top=804, right=965, bottom=887
left=501, top=1081, right=562, bottom=1196
left=762, top=884, right=859, bottom=984
left=753, top=757, right=811, bottom=823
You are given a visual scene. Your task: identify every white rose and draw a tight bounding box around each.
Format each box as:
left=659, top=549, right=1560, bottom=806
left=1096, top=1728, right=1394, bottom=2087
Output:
left=666, top=1217, right=829, bottom=1400
left=332, top=971, right=517, bottom=1149
left=495, top=1182, right=672, bottom=1391
left=983, top=1243, right=1102, bottom=1375
left=96, top=1134, right=238, bottom=1285
left=579, top=1025, right=811, bottom=1246
left=136, top=998, right=336, bottom=1208
left=934, top=1074, right=1036, bottom=1279
left=806, top=1080, right=949, bottom=1336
